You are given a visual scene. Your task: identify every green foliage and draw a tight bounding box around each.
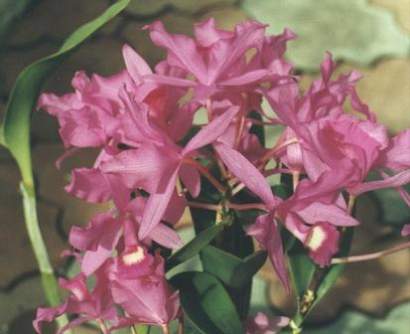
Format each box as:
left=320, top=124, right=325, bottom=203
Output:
left=166, top=224, right=224, bottom=271
left=171, top=271, right=244, bottom=334
left=242, top=0, right=410, bottom=71
left=288, top=229, right=354, bottom=328
left=201, top=246, right=267, bottom=288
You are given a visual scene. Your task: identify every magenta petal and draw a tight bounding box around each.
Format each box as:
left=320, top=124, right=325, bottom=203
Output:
left=298, top=202, right=359, bottom=227
left=146, top=20, right=208, bottom=83
left=215, top=143, right=279, bottom=208
left=122, top=44, right=152, bottom=84
left=379, top=129, right=410, bottom=172
left=101, top=146, right=176, bottom=192
left=81, top=247, right=113, bottom=276
left=145, top=73, right=196, bottom=87
left=401, top=224, right=410, bottom=237
left=179, top=163, right=201, bottom=197
left=33, top=302, right=68, bottom=333
left=139, top=170, right=179, bottom=239
left=306, top=223, right=340, bottom=267
left=65, top=168, right=111, bottom=203
left=219, top=69, right=268, bottom=86
left=246, top=312, right=289, bottom=334
left=349, top=169, right=410, bottom=195
left=150, top=223, right=183, bottom=249
left=320, top=52, right=336, bottom=84
left=247, top=214, right=290, bottom=292
left=163, top=191, right=187, bottom=224
left=183, top=105, right=239, bottom=154
left=193, top=18, right=233, bottom=48
left=69, top=213, right=121, bottom=275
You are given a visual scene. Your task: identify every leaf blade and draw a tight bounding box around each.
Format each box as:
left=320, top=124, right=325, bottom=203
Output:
left=166, top=224, right=224, bottom=271
left=171, top=271, right=244, bottom=334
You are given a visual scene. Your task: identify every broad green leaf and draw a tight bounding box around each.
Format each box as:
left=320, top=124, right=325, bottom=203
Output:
left=288, top=229, right=354, bottom=327
left=201, top=246, right=267, bottom=288
left=288, top=252, right=316, bottom=300
left=1, top=0, right=130, bottom=184
left=171, top=271, right=244, bottom=334
left=242, top=0, right=410, bottom=71
left=166, top=224, right=224, bottom=271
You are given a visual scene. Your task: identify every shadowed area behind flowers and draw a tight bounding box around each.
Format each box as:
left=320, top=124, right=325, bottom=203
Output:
left=0, top=0, right=409, bottom=333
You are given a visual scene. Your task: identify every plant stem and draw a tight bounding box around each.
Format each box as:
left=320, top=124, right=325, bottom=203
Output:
left=347, top=195, right=356, bottom=214
left=292, top=171, right=300, bottom=192
left=98, top=320, right=109, bottom=334
left=178, top=315, right=184, bottom=334
left=185, top=159, right=227, bottom=193
left=20, top=182, right=70, bottom=331
left=187, top=201, right=221, bottom=211
left=187, top=201, right=267, bottom=212
left=226, top=202, right=267, bottom=211
left=161, top=324, right=170, bottom=334
left=258, top=138, right=299, bottom=165
left=331, top=240, right=410, bottom=264
left=134, top=324, right=150, bottom=334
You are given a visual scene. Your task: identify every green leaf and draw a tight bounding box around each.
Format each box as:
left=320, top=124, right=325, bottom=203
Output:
left=288, top=251, right=316, bottom=300
left=171, top=271, right=244, bottom=334
left=1, top=0, right=130, bottom=185
left=201, top=246, right=267, bottom=288
left=289, top=228, right=354, bottom=327
left=242, top=0, right=410, bottom=71
left=166, top=224, right=224, bottom=271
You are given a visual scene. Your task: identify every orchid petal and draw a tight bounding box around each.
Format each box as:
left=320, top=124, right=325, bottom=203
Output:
left=298, top=202, right=359, bottom=227
left=349, top=169, right=410, bottom=196
left=247, top=214, right=289, bottom=292
left=215, top=142, right=279, bottom=208
left=122, top=44, right=152, bottom=85
left=65, top=168, right=111, bottom=203
left=150, top=223, right=183, bottom=249
left=179, top=163, right=201, bottom=197
left=139, top=170, right=179, bottom=239
left=183, top=105, right=239, bottom=154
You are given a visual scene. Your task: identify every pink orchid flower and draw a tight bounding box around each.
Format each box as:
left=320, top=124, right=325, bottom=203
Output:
left=101, top=103, right=239, bottom=239
left=246, top=312, right=289, bottom=334
left=69, top=197, right=183, bottom=276
left=38, top=70, right=133, bottom=148
left=216, top=142, right=358, bottom=287
left=34, top=265, right=117, bottom=334
left=139, top=19, right=294, bottom=101
left=108, top=229, right=180, bottom=328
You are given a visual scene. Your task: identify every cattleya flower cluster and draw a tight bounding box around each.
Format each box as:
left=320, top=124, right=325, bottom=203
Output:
left=34, top=18, right=410, bottom=333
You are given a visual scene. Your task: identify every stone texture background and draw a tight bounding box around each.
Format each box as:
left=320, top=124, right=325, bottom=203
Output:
left=0, top=0, right=409, bottom=333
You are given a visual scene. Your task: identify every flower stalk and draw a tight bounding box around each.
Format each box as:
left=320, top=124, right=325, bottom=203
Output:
left=20, top=182, right=70, bottom=331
